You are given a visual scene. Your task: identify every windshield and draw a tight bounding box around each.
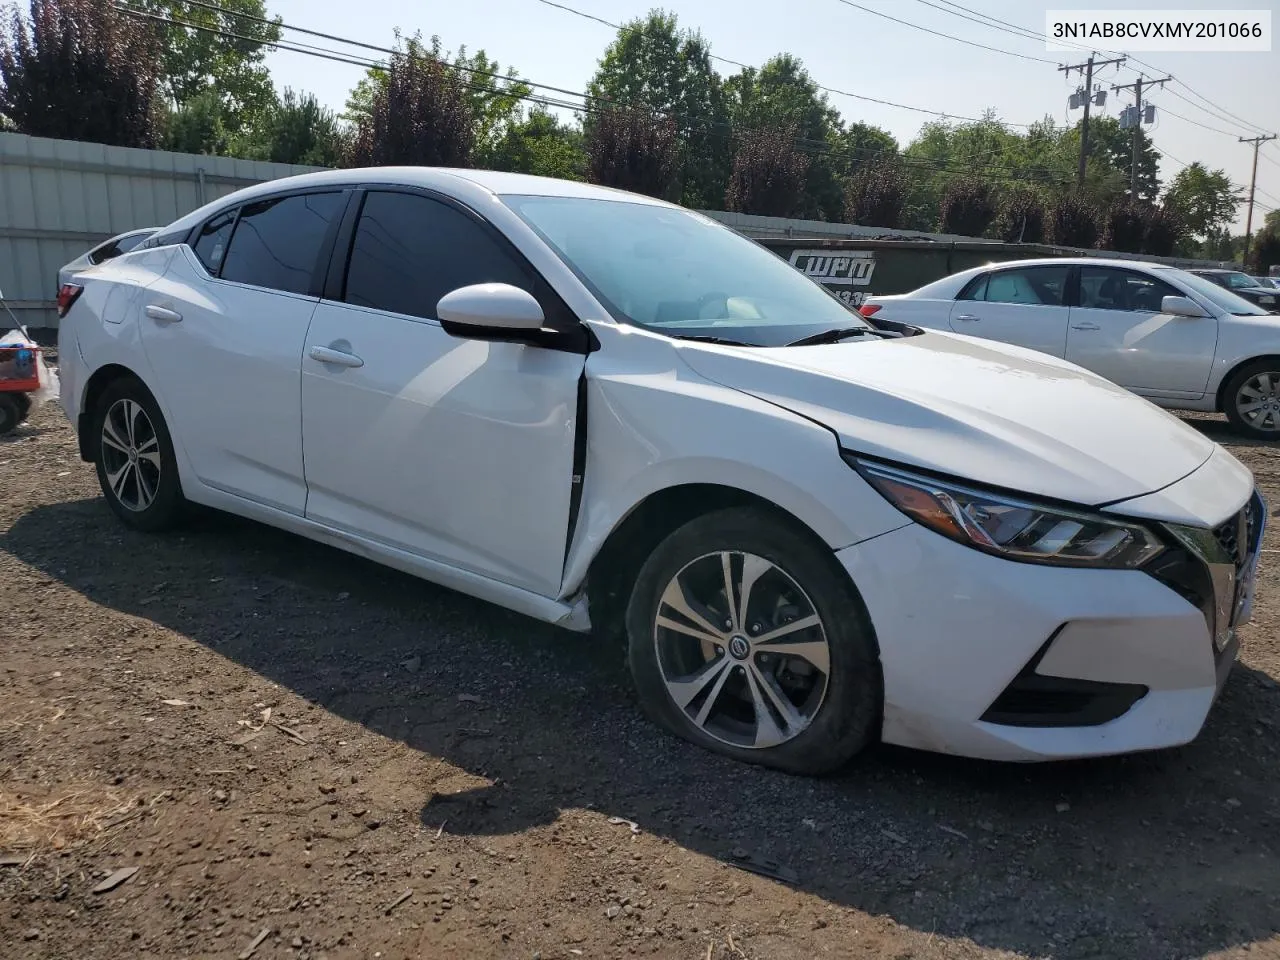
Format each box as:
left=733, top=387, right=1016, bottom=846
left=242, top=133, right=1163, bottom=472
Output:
left=1169, top=268, right=1271, bottom=316
left=503, top=195, right=869, bottom=346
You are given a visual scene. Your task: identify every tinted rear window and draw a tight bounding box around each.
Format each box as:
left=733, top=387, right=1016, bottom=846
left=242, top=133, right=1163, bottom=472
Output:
left=220, top=192, right=345, bottom=295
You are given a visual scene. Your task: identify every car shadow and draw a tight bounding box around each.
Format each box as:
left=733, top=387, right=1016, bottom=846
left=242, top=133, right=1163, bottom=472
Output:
left=3, top=498, right=1279, bottom=958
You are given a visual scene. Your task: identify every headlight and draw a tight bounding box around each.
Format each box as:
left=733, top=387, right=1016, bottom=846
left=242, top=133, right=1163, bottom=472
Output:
left=849, top=457, right=1165, bottom=568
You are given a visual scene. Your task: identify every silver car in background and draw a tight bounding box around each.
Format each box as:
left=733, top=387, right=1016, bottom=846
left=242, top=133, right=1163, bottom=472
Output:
left=57, top=228, right=158, bottom=292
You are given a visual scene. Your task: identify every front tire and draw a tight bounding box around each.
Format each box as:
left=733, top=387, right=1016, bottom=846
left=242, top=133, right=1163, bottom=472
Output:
left=0, top=394, right=18, bottom=436
left=1224, top=360, right=1280, bottom=439
left=91, top=377, right=185, bottom=531
left=625, top=507, right=882, bottom=776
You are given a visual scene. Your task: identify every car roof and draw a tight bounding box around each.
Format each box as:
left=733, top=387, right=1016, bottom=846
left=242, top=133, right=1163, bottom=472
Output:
left=159, top=166, right=673, bottom=237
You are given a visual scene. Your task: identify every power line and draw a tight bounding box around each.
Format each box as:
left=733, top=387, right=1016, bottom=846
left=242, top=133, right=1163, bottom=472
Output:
left=120, top=3, right=1069, bottom=186
left=1156, top=104, right=1248, bottom=139
left=828, top=0, right=1056, bottom=63
left=531, top=0, right=1035, bottom=127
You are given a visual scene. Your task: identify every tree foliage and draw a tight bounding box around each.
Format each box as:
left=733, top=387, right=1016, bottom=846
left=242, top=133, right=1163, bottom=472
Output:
left=1048, top=193, right=1100, bottom=249
left=938, top=177, right=996, bottom=237
left=724, top=126, right=809, bottom=218
left=346, top=38, right=475, bottom=168
left=1248, top=227, right=1280, bottom=275
left=726, top=54, right=841, bottom=219
left=1100, top=201, right=1148, bottom=254
left=240, top=88, right=342, bottom=166
left=587, top=10, right=729, bottom=209
left=1162, top=162, right=1240, bottom=245
left=134, top=0, right=280, bottom=136
left=993, top=187, right=1047, bottom=243
left=487, top=107, right=586, bottom=181
left=0, top=0, right=163, bottom=147
left=1142, top=204, right=1183, bottom=257
left=584, top=106, right=679, bottom=198
left=843, top=158, right=907, bottom=228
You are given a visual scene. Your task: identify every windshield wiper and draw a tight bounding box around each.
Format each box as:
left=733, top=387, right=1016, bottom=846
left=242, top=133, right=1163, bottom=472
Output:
left=675, top=335, right=759, bottom=347
left=784, top=327, right=876, bottom=347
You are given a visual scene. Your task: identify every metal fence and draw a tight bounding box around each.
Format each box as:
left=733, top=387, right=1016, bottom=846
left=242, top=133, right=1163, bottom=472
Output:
left=0, top=132, right=322, bottom=329
left=0, top=131, right=1234, bottom=330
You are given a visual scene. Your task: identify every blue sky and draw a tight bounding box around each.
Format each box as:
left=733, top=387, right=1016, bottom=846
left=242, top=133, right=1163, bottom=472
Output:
left=260, top=0, right=1280, bottom=232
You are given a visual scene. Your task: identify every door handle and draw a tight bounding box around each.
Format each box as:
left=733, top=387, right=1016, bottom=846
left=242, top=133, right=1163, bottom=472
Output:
left=144, top=304, right=182, bottom=323
left=954, top=314, right=981, bottom=322
left=1071, top=322, right=1101, bottom=331
left=309, top=344, right=364, bottom=368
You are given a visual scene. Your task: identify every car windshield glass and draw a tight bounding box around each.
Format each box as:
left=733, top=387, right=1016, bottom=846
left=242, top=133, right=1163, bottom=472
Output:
left=502, top=195, right=870, bottom=347
left=1222, top=271, right=1257, bottom=288
left=1167, top=268, right=1270, bottom=315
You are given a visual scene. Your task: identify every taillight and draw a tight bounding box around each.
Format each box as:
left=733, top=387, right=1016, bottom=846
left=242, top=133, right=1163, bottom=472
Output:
left=858, top=303, right=882, bottom=318
left=56, top=283, right=83, bottom=317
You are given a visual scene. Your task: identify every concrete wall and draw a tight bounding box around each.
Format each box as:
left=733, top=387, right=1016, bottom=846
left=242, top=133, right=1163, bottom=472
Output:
left=0, top=132, right=322, bottom=329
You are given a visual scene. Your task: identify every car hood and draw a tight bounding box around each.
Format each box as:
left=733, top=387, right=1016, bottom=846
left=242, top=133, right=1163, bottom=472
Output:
left=679, top=330, right=1216, bottom=507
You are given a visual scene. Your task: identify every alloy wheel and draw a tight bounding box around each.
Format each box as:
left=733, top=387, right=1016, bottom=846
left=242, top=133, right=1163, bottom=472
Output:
left=1236, top=372, right=1280, bottom=433
left=653, top=550, right=831, bottom=749
left=100, top=398, right=162, bottom=512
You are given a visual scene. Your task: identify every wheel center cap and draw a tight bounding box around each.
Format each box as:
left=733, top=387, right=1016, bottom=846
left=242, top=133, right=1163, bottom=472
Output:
left=128, top=447, right=138, bottom=464
left=728, top=635, right=750, bottom=660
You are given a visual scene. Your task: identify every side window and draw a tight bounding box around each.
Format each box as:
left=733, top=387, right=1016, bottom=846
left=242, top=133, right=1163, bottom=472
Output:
left=957, top=274, right=989, bottom=301
left=192, top=210, right=237, bottom=275
left=112, top=232, right=150, bottom=257
left=88, top=239, right=121, bottom=265
left=342, top=191, right=533, bottom=320
left=1080, top=267, right=1179, bottom=312
left=982, top=266, right=1069, bottom=306
left=220, top=192, right=345, bottom=295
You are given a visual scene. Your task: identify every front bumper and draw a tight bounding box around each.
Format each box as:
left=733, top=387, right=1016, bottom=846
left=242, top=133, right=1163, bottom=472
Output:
left=837, top=485, right=1264, bottom=762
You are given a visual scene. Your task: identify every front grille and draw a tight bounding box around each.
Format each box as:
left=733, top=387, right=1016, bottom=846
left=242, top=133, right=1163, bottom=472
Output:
left=1213, top=511, right=1244, bottom=567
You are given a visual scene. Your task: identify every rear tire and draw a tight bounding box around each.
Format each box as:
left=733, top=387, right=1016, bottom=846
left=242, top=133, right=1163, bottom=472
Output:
left=0, top=394, right=18, bottom=436
left=91, top=377, right=186, bottom=531
left=1223, top=359, right=1280, bottom=440
left=625, top=507, right=882, bottom=776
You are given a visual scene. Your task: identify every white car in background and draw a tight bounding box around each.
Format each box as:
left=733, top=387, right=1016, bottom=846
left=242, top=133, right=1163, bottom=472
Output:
left=863, top=258, right=1280, bottom=439
left=57, top=228, right=159, bottom=292
left=55, top=170, right=1263, bottom=772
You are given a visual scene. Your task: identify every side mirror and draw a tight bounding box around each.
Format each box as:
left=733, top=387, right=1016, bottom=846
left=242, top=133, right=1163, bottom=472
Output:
left=1162, top=295, right=1207, bottom=318
left=437, top=283, right=545, bottom=340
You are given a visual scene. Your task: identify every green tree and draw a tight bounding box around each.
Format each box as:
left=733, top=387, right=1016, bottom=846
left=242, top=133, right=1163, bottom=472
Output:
left=938, top=177, right=997, bottom=236
left=1100, top=201, right=1148, bottom=253
left=162, top=86, right=229, bottom=154
left=346, top=38, right=475, bottom=168
left=135, top=0, right=280, bottom=137
left=239, top=88, right=342, bottom=166
left=1162, top=162, right=1241, bottom=249
left=584, top=106, right=679, bottom=198
left=1078, top=116, right=1161, bottom=202
left=724, top=126, right=810, bottom=218
left=843, top=158, right=908, bottom=228
left=993, top=186, right=1047, bottom=243
left=1048, top=193, right=1101, bottom=248
left=0, top=0, right=163, bottom=147
left=1142, top=204, right=1183, bottom=256
left=586, top=10, right=729, bottom=209
left=1249, top=227, right=1280, bottom=274
left=487, top=108, right=586, bottom=180
left=726, top=54, right=842, bottom=219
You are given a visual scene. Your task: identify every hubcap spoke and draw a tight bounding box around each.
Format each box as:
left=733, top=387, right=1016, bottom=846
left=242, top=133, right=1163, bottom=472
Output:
left=660, top=576, right=728, bottom=641
left=743, top=664, right=801, bottom=748
left=101, top=419, right=130, bottom=455
left=736, top=553, right=773, bottom=628
left=107, top=461, right=134, bottom=502
left=135, top=463, right=156, bottom=508
left=751, top=613, right=822, bottom=646
left=754, top=634, right=831, bottom=674
left=102, top=399, right=161, bottom=512
left=720, top=552, right=739, bottom=632
left=667, top=657, right=732, bottom=711
left=124, top=400, right=139, bottom=447
left=692, top=661, right=736, bottom=728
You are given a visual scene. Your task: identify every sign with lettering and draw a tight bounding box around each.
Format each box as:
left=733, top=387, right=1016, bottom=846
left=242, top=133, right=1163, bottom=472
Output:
left=787, top=250, right=877, bottom=306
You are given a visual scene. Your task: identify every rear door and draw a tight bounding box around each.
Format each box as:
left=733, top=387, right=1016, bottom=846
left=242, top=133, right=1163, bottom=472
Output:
left=140, top=189, right=348, bottom=514
left=946, top=264, right=1072, bottom=357
left=1066, top=265, right=1217, bottom=397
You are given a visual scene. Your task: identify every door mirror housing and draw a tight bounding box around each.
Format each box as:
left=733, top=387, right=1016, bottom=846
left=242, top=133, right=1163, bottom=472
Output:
left=437, top=283, right=545, bottom=340
left=1162, top=295, right=1207, bottom=318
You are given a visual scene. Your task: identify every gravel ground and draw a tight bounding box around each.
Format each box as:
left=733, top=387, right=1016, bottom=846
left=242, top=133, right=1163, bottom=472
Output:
left=1, top=389, right=1279, bottom=960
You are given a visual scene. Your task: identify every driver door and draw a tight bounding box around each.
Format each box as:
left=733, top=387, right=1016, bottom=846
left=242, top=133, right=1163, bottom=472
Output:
left=300, top=189, right=587, bottom=597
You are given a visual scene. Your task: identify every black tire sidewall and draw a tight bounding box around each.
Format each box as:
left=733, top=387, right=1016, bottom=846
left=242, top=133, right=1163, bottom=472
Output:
left=0, top=394, right=17, bottom=435
left=625, top=507, right=883, bottom=776
left=92, top=378, right=185, bottom=531
left=1224, top=360, right=1280, bottom=439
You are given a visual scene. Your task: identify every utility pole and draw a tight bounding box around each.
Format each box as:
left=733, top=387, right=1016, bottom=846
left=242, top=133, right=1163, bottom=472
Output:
left=1060, top=53, right=1127, bottom=189
left=1112, top=73, right=1171, bottom=201
left=1241, top=133, right=1278, bottom=267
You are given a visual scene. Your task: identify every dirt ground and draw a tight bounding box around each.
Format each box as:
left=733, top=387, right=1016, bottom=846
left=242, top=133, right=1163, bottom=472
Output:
left=2, top=380, right=1279, bottom=960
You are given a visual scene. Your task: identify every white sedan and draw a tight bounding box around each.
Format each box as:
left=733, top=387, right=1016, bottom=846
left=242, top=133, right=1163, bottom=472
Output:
left=863, top=257, right=1280, bottom=438
left=56, top=169, right=1263, bottom=772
